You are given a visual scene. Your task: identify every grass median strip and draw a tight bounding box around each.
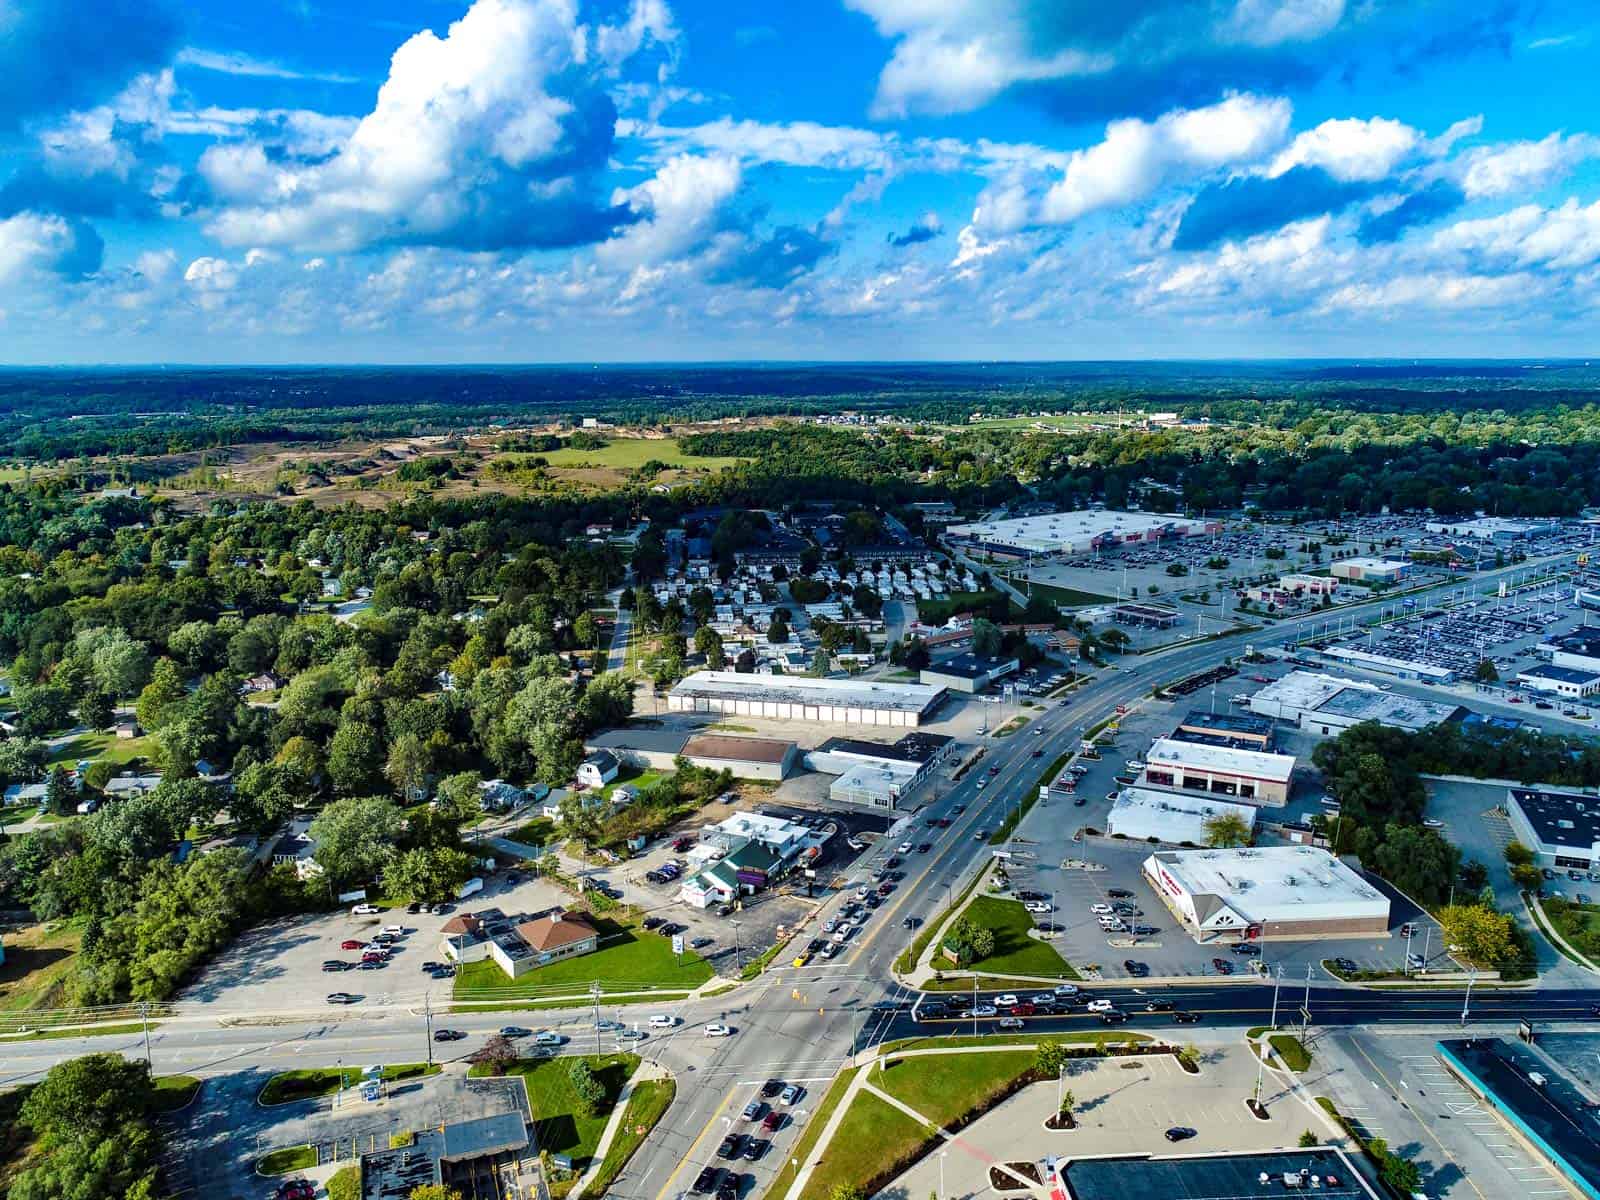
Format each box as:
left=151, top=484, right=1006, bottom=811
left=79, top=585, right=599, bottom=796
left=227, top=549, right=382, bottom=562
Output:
left=259, top=1063, right=438, bottom=1106
left=587, top=1077, right=676, bottom=1195
left=151, top=1074, right=202, bottom=1113
left=257, top=1144, right=317, bottom=1175
left=796, top=1088, right=932, bottom=1200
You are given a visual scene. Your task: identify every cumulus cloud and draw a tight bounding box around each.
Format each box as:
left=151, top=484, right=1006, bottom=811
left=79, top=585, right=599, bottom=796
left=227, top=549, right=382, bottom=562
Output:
left=971, top=93, right=1291, bottom=234
left=0, top=212, right=103, bottom=283
left=600, top=154, right=742, bottom=268
left=1268, top=116, right=1420, bottom=181
left=624, top=116, right=894, bottom=171
left=887, top=212, right=943, bottom=247
left=705, top=224, right=835, bottom=289
left=1432, top=198, right=1600, bottom=271
left=199, top=0, right=671, bottom=253
left=1457, top=132, right=1600, bottom=198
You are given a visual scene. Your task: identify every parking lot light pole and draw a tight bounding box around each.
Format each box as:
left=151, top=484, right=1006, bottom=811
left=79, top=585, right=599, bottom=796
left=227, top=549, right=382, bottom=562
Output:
left=1461, top=972, right=1475, bottom=1027
left=940, top=1150, right=948, bottom=1200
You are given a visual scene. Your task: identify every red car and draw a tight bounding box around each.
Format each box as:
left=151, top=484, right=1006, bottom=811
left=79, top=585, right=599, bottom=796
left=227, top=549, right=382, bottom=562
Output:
left=340, top=939, right=363, bottom=951
left=761, top=1110, right=784, bottom=1133
left=361, top=951, right=387, bottom=963
left=277, top=1182, right=315, bottom=1200
left=1009, top=1002, right=1036, bottom=1016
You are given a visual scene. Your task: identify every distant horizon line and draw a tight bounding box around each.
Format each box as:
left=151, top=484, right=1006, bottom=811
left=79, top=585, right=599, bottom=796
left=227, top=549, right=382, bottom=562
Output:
left=0, top=356, right=1595, bottom=371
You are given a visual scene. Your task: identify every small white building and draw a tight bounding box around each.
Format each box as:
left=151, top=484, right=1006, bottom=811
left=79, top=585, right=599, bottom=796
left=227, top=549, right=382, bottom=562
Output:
left=1141, top=738, right=1297, bottom=806
left=1106, top=787, right=1257, bottom=846
left=1516, top=664, right=1600, bottom=699
left=1329, top=557, right=1409, bottom=584
left=576, top=751, right=620, bottom=789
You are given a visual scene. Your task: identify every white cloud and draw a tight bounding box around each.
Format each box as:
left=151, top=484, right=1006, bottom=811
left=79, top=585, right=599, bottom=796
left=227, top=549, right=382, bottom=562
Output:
left=1322, top=271, right=1537, bottom=312
left=1432, top=198, right=1600, bottom=270
left=599, top=153, right=742, bottom=268
left=176, top=47, right=359, bottom=84
left=1221, top=0, right=1345, bottom=48
left=971, top=93, right=1292, bottom=234
left=1268, top=116, right=1419, bottom=182
left=1458, top=133, right=1600, bottom=199
left=183, top=255, right=238, bottom=290
left=1153, top=216, right=1335, bottom=300
left=0, top=213, right=82, bottom=284
left=625, top=116, right=894, bottom=171
left=200, top=0, right=660, bottom=253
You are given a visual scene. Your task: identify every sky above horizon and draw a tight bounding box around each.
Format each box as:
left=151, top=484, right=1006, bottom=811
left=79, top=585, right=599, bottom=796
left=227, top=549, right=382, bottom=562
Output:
left=4, top=1, right=1600, bottom=363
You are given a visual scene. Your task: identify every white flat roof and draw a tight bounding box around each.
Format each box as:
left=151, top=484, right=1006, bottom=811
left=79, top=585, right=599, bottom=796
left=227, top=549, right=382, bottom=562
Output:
left=1146, top=737, right=1296, bottom=782
left=946, top=509, right=1209, bottom=552
left=709, top=811, right=810, bottom=846
left=830, top=759, right=919, bottom=800
left=1336, top=556, right=1406, bottom=571
left=1319, top=645, right=1456, bottom=681
left=669, top=670, right=945, bottom=712
left=1107, top=787, right=1257, bottom=845
left=1147, top=846, right=1389, bottom=921
left=1251, top=670, right=1458, bottom=731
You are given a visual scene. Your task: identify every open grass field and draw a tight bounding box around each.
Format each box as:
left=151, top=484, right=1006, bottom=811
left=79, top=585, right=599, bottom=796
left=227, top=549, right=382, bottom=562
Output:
left=452, top=917, right=712, bottom=997
left=474, top=1053, right=639, bottom=1169
left=796, top=1087, right=931, bottom=1200
left=533, top=437, right=746, bottom=472
left=257, top=1144, right=317, bottom=1175
left=0, top=923, right=81, bottom=1012
left=958, top=895, right=1072, bottom=977
left=876, top=1049, right=1035, bottom=1128
left=1014, top=580, right=1116, bottom=607
left=47, top=731, right=156, bottom=768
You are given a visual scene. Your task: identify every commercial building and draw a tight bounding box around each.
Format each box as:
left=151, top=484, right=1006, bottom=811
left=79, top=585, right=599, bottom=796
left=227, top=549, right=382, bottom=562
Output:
left=1538, top=629, right=1600, bottom=674
left=1171, top=709, right=1275, bottom=750
left=1243, top=573, right=1337, bottom=608
left=1425, top=516, right=1562, bottom=542
left=1106, top=786, right=1257, bottom=846
left=360, top=1111, right=533, bottom=1200
left=918, top=653, right=1019, bottom=693
left=1248, top=669, right=1463, bottom=735
left=667, top=670, right=946, bottom=727
left=585, top=728, right=798, bottom=779
left=1505, top=787, right=1600, bottom=870
left=805, top=732, right=955, bottom=811
left=1055, top=1148, right=1380, bottom=1200
left=1438, top=1038, right=1600, bottom=1200
left=1329, top=556, right=1410, bottom=584
left=1111, top=601, right=1181, bottom=629
left=945, top=509, right=1219, bottom=559
left=679, top=811, right=825, bottom=908
left=1516, top=663, right=1600, bottom=699
left=1319, top=643, right=1457, bottom=684
left=1142, top=846, right=1390, bottom=941
left=1141, top=737, right=1297, bottom=806
left=438, top=907, right=599, bottom=979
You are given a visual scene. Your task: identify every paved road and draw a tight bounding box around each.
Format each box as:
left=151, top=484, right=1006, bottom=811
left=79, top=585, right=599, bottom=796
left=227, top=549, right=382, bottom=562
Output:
left=9, top=549, right=1590, bottom=1196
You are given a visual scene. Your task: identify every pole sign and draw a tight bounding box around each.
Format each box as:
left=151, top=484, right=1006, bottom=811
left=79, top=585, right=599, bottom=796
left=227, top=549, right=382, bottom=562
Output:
left=671, top=934, right=685, bottom=955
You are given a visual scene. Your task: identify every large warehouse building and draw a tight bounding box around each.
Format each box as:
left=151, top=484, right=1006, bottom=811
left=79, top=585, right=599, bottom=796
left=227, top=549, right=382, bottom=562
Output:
left=1106, top=786, right=1257, bottom=846
left=1330, top=557, right=1410, bottom=584
left=1141, top=737, right=1297, bottom=806
left=584, top=729, right=799, bottom=780
left=1248, top=670, right=1463, bottom=736
left=666, top=671, right=946, bottom=727
left=945, top=509, right=1219, bottom=559
left=1143, top=846, right=1391, bottom=941
left=1506, top=788, right=1600, bottom=871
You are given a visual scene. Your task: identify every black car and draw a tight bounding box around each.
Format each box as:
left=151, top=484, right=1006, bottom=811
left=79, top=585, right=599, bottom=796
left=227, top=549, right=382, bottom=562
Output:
left=1144, top=999, right=1174, bottom=1012
left=884, top=856, right=902, bottom=869
left=1230, top=942, right=1261, bottom=956
left=1108, top=888, right=1134, bottom=898
left=918, top=1004, right=949, bottom=1021
left=430, top=966, right=455, bottom=979
left=1123, top=960, right=1149, bottom=977
left=692, top=936, right=715, bottom=949
left=717, top=1134, right=742, bottom=1159
left=1073, top=796, right=1087, bottom=807
left=432, top=1028, right=466, bottom=1041
left=642, top=916, right=665, bottom=930
left=917, top=843, right=932, bottom=853
left=692, top=1167, right=722, bottom=1194
left=902, top=916, right=923, bottom=929
left=659, top=923, right=685, bottom=936
left=716, top=1173, right=742, bottom=1200
left=407, top=902, right=424, bottom=914
left=1099, top=1010, right=1128, bottom=1024
left=1017, top=891, right=1047, bottom=902
left=1035, top=921, right=1064, bottom=933
left=761, top=1079, right=784, bottom=1098
left=321, top=960, right=349, bottom=972
left=1130, top=925, right=1159, bottom=936
left=1165, top=1127, right=1197, bottom=1143
left=326, top=992, right=360, bottom=1004
left=742, top=1137, right=768, bottom=1161
left=1173, top=1011, right=1201, bottom=1024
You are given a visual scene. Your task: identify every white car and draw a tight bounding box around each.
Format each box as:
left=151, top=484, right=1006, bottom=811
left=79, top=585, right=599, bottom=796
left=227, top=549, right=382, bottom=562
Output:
left=821, top=941, right=840, bottom=958
left=1089, top=903, right=1114, bottom=915
left=648, top=1014, right=677, bottom=1029
left=1086, top=999, right=1114, bottom=1013
left=897, top=841, right=913, bottom=854
left=993, top=994, right=1019, bottom=1008
left=821, top=919, right=838, bottom=934
left=352, top=903, right=380, bottom=915
left=704, top=1023, right=732, bottom=1037
left=380, top=925, right=403, bottom=937
left=1053, top=983, right=1080, bottom=996
left=1422, top=818, right=1444, bottom=829
left=533, top=1031, right=564, bottom=1046
left=1025, top=901, right=1052, bottom=914
left=831, top=923, right=853, bottom=943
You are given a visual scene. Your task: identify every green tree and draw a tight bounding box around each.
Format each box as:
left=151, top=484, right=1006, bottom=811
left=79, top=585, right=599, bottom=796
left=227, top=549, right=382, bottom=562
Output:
left=20, top=1053, right=153, bottom=1140
left=573, top=612, right=599, bottom=649
left=78, top=688, right=114, bottom=731
left=941, top=916, right=995, bottom=967
left=310, top=795, right=404, bottom=885
left=767, top=617, right=790, bottom=644
left=385, top=846, right=473, bottom=903
left=46, top=765, right=76, bottom=817
left=408, top=1186, right=464, bottom=1200
left=384, top=733, right=432, bottom=801
left=8, top=1123, right=160, bottom=1200
left=87, top=629, right=153, bottom=699
left=827, top=1186, right=867, bottom=1200
left=694, top=625, right=726, bottom=669
left=971, top=618, right=1003, bottom=658
left=567, top=1058, right=606, bottom=1117
left=1504, top=841, right=1535, bottom=867
left=557, top=791, right=604, bottom=850
left=1472, top=658, right=1498, bottom=683
left=1299, top=1130, right=1319, bottom=1147
left=1203, top=811, right=1252, bottom=848
left=134, top=658, right=186, bottom=731
left=328, top=720, right=384, bottom=795
left=1034, top=1039, right=1069, bottom=1079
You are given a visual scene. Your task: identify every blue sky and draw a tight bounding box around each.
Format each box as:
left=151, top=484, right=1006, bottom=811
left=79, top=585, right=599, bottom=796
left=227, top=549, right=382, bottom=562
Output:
left=3, top=0, right=1600, bottom=362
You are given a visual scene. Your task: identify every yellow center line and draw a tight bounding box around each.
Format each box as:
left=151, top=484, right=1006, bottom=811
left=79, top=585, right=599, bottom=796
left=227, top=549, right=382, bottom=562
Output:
left=652, top=1082, right=738, bottom=1200
left=1346, top=1037, right=1489, bottom=1200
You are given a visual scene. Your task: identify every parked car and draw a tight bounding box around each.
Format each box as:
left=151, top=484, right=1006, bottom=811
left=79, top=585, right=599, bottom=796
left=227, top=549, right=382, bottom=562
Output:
left=780, top=1084, right=803, bottom=1105
left=742, top=1100, right=765, bottom=1121
left=277, top=1181, right=315, bottom=1200
left=321, top=961, right=349, bottom=972
left=326, top=993, right=360, bottom=1005
left=717, top=1134, right=742, bottom=1159
left=351, top=903, right=380, bottom=915
left=760, top=1110, right=784, bottom=1133
left=340, top=939, right=364, bottom=951
left=693, top=1167, right=722, bottom=1194
left=1165, top=1127, right=1197, bottom=1143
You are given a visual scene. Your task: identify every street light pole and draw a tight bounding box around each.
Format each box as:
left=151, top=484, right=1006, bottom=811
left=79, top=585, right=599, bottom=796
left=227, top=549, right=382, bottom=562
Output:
left=939, top=1150, right=948, bottom=1200
left=1461, top=973, right=1475, bottom=1027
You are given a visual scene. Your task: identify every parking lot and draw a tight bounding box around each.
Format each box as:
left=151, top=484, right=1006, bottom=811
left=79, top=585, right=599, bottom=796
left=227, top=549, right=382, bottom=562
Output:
left=1315, top=1029, right=1570, bottom=1200
left=181, top=872, right=572, bottom=1012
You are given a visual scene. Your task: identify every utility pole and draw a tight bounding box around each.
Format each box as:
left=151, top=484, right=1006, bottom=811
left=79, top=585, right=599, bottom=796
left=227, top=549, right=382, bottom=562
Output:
left=1299, top=963, right=1313, bottom=1041
left=1268, top=967, right=1282, bottom=1030
left=972, top=975, right=979, bottom=1037
left=1461, top=973, right=1475, bottom=1027
left=138, top=1001, right=152, bottom=1069
left=424, top=993, right=434, bottom=1066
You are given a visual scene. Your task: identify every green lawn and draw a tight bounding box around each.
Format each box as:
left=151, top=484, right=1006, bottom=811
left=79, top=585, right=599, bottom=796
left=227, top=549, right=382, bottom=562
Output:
left=797, top=1087, right=932, bottom=1200
left=472, top=1053, right=639, bottom=1169
left=957, top=895, right=1072, bottom=977
left=259, top=1063, right=438, bottom=1106
left=876, top=1050, right=1035, bottom=1128
left=1012, top=580, right=1115, bottom=607
left=587, top=1077, right=676, bottom=1194
left=257, top=1145, right=317, bottom=1175
left=0, top=923, right=82, bottom=1013
left=1269, top=1034, right=1311, bottom=1071
left=47, top=731, right=155, bottom=768
left=151, top=1075, right=201, bottom=1113
left=880, top=1031, right=1148, bottom=1054
left=509, top=816, right=557, bottom=847
left=452, top=918, right=712, bottom=997
left=533, top=438, right=746, bottom=472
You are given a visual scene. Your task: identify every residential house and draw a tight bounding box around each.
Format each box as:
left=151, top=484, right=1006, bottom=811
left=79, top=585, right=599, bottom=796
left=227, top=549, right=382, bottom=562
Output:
left=576, top=751, right=620, bottom=789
